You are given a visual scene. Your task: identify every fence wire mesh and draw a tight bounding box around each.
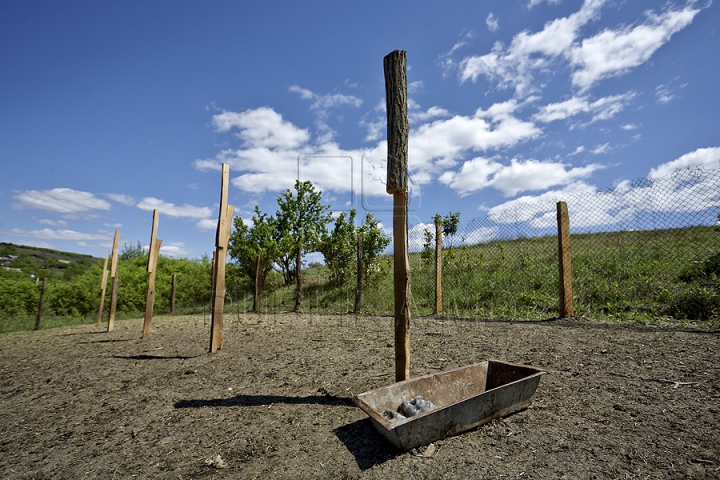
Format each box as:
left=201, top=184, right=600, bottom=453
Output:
left=244, top=168, right=719, bottom=323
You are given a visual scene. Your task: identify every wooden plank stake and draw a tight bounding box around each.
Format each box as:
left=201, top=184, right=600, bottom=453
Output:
left=142, top=209, right=161, bottom=338
left=170, top=274, right=176, bottom=314
left=434, top=222, right=443, bottom=315
left=355, top=235, right=363, bottom=314
left=97, top=252, right=109, bottom=326
left=108, top=229, right=120, bottom=332
left=34, top=278, right=46, bottom=331
left=385, top=50, right=411, bottom=382
left=253, top=254, right=261, bottom=313
left=557, top=201, right=573, bottom=317
left=210, top=164, right=234, bottom=353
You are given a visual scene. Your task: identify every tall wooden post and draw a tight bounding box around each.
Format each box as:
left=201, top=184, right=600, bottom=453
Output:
left=142, top=208, right=162, bottom=338
left=107, top=229, right=120, bottom=332
left=557, top=202, right=573, bottom=317
left=385, top=50, right=411, bottom=382
left=355, top=235, right=363, bottom=314
left=434, top=222, right=443, bottom=314
left=97, top=252, right=109, bottom=326
left=34, top=278, right=46, bottom=331
left=170, top=274, right=176, bottom=314
left=210, top=164, right=234, bottom=353
left=142, top=209, right=161, bottom=338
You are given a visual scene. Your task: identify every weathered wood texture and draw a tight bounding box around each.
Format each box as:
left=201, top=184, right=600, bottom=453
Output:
left=384, top=50, right=409, bottom=195
left=355, top=235, right=363, bottom=314
left=210, top=164, right=234, bottom=353
left=34, top=278, right=46, bottom=331
left=142, top=210, right=161, bottom=338
left=170, top=274, right=176, bottom=314
left=385, top=50, right=412, bottom=382
left=97, top=252, right=109, bottom=326
left=142, top=239, right=162, bottom=339
left=108, top=230, right=120, bottom=332
left=434, top=222, right=443, bottom=314
left=557, top=201, right=573, bottom=317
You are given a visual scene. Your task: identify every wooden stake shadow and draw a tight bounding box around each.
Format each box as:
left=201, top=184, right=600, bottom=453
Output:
left=113, top=354, right=199, bottom=360
left=174, top=393, right=353, bottom=409
left=333, top=418, right=400, bottom=470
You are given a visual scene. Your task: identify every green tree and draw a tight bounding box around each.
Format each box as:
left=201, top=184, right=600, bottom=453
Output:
left=228, top=206, right=279, bottom=294
left=320, top=209, right=358, bottom=285
left=357, top=212, right=391, bottom=277
left=275, top=180, right=332, bottom=312
left=320, top=210, right=390, bottom=285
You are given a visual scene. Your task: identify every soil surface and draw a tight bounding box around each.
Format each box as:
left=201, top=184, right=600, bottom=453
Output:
left=0, top=313, right=718, bottom=479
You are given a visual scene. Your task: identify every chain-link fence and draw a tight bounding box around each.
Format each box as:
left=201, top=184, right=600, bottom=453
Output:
left=240, top=168, right=719, bottom=323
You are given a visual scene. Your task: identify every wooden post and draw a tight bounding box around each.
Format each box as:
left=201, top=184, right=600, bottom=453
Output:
left=385, top=50, right=411, bottom=382
left=34, top=278, right=46, bottom=331
left=355, top=235, right=363, bottom=314
left=97, top=252, right=109, bottom=326
left=142, top=209, right=161, bottom=338
left=557, top=202, right=573, bottom=317
left=108, top=229, right=120, bottom=332
left=434, top=222, right=443, bottom=314
left=170, top=274, right=176, bottom=314
left=253, top=254, right=261, bottom=313
left=294, top=245, right=302, bottom=312
left=210, top=164, right=234, bottom=353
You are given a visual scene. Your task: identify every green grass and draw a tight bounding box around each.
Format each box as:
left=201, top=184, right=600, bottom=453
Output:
left=243, top=226, right=719, bottom=327
left=2, top=226, right=718, bottom=332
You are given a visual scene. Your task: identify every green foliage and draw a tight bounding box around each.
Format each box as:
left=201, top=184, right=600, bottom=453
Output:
left=276, top=180, right=332, bottom=258
left=228, top=206, right=278, bottom=289
left=320, top=210, right=358, bottom=285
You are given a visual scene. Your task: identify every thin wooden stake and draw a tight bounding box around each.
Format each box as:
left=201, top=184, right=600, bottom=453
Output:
left=108, top=229, right=120, bottom=332
left=253, top=254, right=261, bottom=313
left=170, top=274, right=176, bottom=314
left=385, top=49, right=411, bottom=382
left=355, top=235, right=363, bottom=314
left=97, top=252, right=109, bottom=326
left=557, top=201, right=573, bottom=317
left=434, top=222, right=443, bottom=315
left=34, top=278, right=46, bottom=331
left=142, top=210, right=161, bottom=338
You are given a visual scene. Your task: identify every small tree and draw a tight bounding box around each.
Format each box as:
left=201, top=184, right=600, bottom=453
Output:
left=320, top=209, right=358, bottom=285
left=275, top=180, right=332, bottom=312
left=357, top=212, right=390, bottom=277
left=228, top=206, right=278, bottom=293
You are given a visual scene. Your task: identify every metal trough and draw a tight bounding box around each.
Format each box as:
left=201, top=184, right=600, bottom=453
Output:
left=353, top=360, right=546, bottom=451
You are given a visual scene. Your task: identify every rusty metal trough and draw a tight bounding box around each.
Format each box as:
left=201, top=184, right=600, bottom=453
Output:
left=353, top=360, right=546, bottom=451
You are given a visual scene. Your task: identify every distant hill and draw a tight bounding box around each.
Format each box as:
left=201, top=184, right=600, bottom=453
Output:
left=0, top=242, right=101, bottom=280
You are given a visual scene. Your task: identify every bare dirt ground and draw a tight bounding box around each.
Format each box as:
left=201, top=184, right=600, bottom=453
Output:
left=0, top=312, right=718, bottom=479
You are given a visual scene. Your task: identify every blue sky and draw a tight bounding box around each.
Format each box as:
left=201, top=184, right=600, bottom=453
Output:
left=1, top=0, right=718, bottom=259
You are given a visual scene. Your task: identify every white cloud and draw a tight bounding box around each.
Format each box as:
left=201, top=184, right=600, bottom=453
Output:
left=486, top=148, right=720, bottom=231
left=591, top=143, right=610, bottom=154
left=569, top=4, right=701, bottom=91
left=196, top=218, right=217, bottom=231
left=13, top=188, right=111, bottom=214
left=290, top=85, right=362, bottom=111
left=621, top=123, right=639, bottom=130
left=159, top=241, right=192, bottom=258
left=212, top=107, right=310, bottom=149
left=649, top=147, right=720, bottom=178
left=486, top=13, right=499, bottom=32
left=440, top=157, right=604, bottom=197
left=1, top=227, right=111, bottom=242
left=528, top=0, right=562, bottom=8
left=459, top=0, right=606, bottom=96
left=457, top=1, right=700, bottom=96
left=104, top=193, right=136, bottom=206
left=655, top=84, right=675, bottom=104
left=136, top=197, right=213, bottom=219
left=38, top=219, right=68, bottom=227
left=533, top=93, right=635, bottom=124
